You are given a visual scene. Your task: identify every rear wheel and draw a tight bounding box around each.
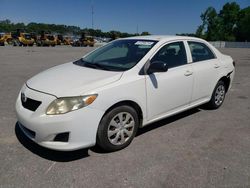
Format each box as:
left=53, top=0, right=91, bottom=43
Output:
left=13, top=40, right=18, bottom=46
left=36, top=41, right=41, bottom=46
left=97, top=105, right=139, bottom=152
left=6, top=38, right=13, bottom=45
left=207, top=80, right=226, bottom=109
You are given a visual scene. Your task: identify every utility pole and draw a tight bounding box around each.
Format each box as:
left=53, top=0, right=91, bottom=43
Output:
left=91, top=3, right=94, bottom=29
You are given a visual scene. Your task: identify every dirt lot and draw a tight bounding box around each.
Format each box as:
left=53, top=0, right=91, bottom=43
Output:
left=0, top=46, right=249, bottom=188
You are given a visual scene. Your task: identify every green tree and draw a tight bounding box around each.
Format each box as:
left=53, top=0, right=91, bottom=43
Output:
left=199, top=7, right=221, bottom=41
left=235, top=7, right=250, bottom=41
left=0, top=19, right=137, bottom=38
left=219, top=2, right=240, bottom=41
left=195, top=25, right=205, bottom=38
left=196, top=2, right=250, bottom=41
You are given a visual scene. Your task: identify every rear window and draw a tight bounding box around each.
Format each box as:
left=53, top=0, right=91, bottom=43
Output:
left=188, top=41, right=215, bottom=62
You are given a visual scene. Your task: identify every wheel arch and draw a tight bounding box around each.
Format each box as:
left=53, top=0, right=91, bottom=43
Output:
left=218, top=72, right=232, bottom=92
left=100, top=100, right=144, bottom=128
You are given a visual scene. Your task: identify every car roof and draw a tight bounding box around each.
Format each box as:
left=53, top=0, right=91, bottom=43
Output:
left=125, top=35, right=205, bottom=42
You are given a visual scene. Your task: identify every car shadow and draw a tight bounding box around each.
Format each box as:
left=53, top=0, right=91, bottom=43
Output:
left=136, top=107, right=201, bottom=136
left=15, top=108, right=201, bottom=159
left=91, top=107, right=201, bottom=154
left=15, top=123, right=90, bottom=162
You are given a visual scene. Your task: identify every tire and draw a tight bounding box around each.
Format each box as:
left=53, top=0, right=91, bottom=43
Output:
left=206, top=80, right=226, bottom=109
left=7, top=38, right=13, bottom=45
left=97, top=105, right=139, bottom=152
left=13, top=40, right=17, bottom=46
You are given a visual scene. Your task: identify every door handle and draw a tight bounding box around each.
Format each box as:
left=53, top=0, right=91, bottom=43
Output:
left=184, top=70, right=193, bottom=76
left=214, top=64, right=220, bottom=68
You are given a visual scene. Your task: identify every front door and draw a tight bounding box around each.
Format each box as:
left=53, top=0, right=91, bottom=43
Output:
left=146, top=41, right=194, bottom=120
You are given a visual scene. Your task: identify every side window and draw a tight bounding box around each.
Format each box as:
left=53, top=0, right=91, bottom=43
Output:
left=188, top=41, right=215, bottom=62
left=151, top=42, right=187, bottom=69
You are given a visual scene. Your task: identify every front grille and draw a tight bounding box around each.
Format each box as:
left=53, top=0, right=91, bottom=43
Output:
left=21, top=97, right=41, bottom=111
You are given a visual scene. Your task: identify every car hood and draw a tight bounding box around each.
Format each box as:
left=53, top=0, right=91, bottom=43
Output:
left=27, top=62, right=123, bottom=97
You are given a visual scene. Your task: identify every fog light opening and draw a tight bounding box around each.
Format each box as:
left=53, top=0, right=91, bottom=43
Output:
left=53, top=132, right=69, bottom=142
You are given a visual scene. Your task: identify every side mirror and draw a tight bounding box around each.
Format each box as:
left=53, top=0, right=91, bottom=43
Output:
left=147, top=61, right=168, bottom=74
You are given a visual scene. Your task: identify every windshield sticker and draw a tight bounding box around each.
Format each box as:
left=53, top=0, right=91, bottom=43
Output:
left=135, top=41, right=154, bottom=46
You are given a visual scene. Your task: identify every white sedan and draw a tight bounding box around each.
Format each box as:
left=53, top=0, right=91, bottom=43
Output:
left=16, top=35, right=235, bottom=152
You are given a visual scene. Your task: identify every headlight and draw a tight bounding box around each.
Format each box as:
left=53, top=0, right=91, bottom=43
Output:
left=46, top=94, right=97, bottom=115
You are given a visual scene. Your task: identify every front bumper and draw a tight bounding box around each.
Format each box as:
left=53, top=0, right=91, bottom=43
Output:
left=229, top=69, right=235, bottom=90
left=15, top=84, right=104, bottom=151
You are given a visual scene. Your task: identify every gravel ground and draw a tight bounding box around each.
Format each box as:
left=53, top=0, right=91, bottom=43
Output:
left=0, top=46, right=249, bottom=188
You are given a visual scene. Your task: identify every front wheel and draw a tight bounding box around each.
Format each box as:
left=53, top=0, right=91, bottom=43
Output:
left=207, top=80, right=226, bottom=109
left=97, top=105, right=139, bottom=152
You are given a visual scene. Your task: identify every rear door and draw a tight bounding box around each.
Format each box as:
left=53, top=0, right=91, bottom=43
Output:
left=187, top=41, right=221, bottom=103
left=146, top=41, right=194, bottom=120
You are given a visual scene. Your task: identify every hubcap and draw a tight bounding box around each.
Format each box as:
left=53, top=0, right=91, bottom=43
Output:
left=107, top=112, right=135, bottom=146
left=215, top=85, right=225, bottom=106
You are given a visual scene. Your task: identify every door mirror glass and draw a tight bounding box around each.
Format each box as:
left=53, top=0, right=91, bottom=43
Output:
left=147, top=61, right=168, bottom=74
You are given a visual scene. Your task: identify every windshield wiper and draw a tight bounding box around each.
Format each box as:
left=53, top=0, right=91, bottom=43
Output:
left=74, top=59, right=116, bottom=71
left=82, top=60, right=111, bottom=71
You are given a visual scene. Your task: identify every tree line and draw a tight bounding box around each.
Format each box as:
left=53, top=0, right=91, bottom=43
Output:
left=195, top=2, right=250, bottom=41
left=0, top=19, right=150, bottom=38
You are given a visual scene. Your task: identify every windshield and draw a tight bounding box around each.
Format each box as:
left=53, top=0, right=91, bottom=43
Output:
left=75, top=39, right=157, bottom=71
left=24, top=34, right=31, bottom=39
left=47, top=35, right=54, bottom=40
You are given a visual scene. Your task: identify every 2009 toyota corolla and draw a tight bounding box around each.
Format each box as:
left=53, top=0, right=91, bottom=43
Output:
left=16, top=36, right=235, bottom=152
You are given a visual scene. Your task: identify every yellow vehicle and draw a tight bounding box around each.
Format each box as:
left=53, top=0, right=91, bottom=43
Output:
left=56, top=35, right=72, bottom=45
left=63, top=36, right=72, bottom=45
left=56, top=34, right=63, bottom=45
left=72, top=34, right=95, bottom=47
left=0, top=33, right=13, bottom=45
left=5, top=33, right=12, bottom=44
left=0, top=33, right=5, bottom=46
left=83, top=36, right=95, bottom=47
left=19, top=33, right=34, bottom=46
left=37, top=34, right=57, bottom=47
